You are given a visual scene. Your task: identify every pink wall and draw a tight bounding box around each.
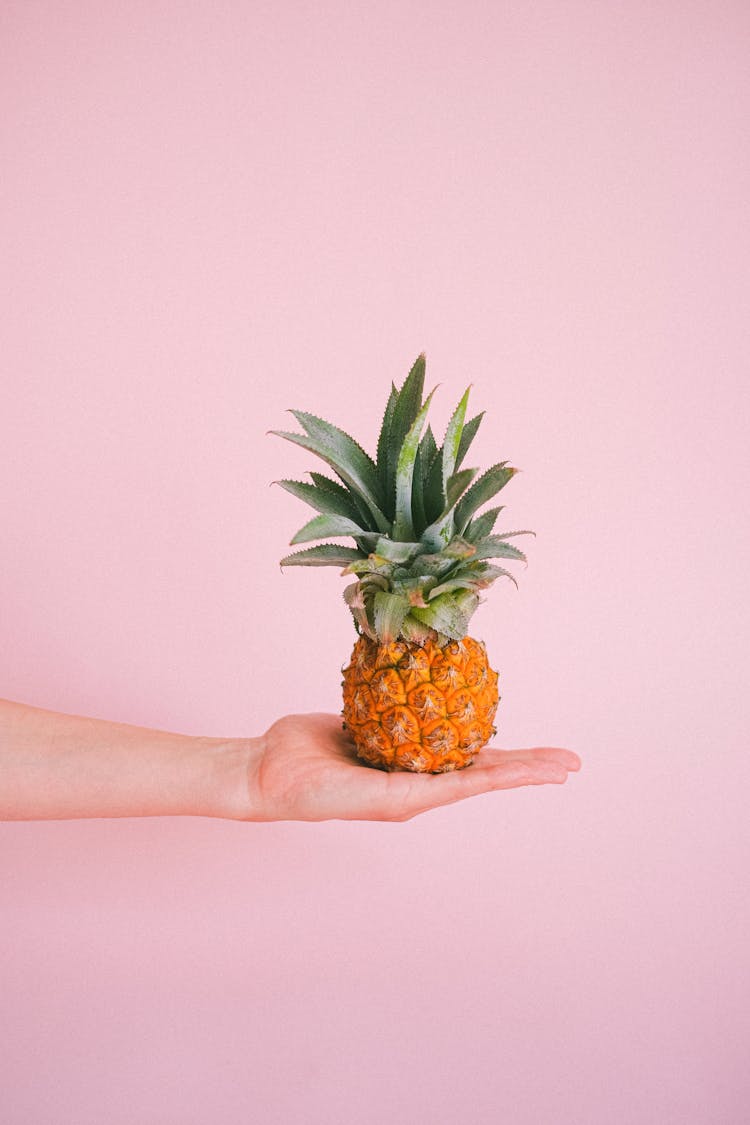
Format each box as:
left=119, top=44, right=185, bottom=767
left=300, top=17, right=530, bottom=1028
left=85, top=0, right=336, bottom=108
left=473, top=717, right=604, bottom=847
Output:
left=2, top=2, right=749, bottom=1121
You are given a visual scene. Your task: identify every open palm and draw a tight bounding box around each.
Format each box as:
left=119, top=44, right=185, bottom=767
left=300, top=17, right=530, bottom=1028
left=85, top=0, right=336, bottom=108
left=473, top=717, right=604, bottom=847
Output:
left=246, top=713, right=581, bottom=822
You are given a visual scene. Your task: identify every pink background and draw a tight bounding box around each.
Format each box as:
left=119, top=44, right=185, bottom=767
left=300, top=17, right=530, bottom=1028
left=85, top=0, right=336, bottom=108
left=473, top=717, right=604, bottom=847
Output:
left=2, top=2, right=749, bottom=1122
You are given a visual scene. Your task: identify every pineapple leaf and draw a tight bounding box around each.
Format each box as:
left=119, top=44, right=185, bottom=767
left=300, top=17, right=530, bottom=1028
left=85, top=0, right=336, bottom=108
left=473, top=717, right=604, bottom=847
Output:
left=443, top=536, right=477, bottom=558
left=445, top=466, right=479, bottom=510
left=471, top=535, right=528, bottom=564
left=291, top=410, right=378, bottom=476
left=455, top=411, right=484, bottom=470
left=427, top=576, right=474, bottom=603
left=342, top=555, right=395, bottom=577
left=411, top=590, right=479, bottom=641
left=400, top=614, right=434, bottom=644
left=429, top=563, right=513, bottom=598
left=442, top=386, right=470, bottom=495
left=308, top=471, right=351, bottom=494
left=274, top=479, right=363, bottom=522
left=373, top=591, right=410, bottom=643
left=406, top=551, right=454, bottom=577
left=464, top=505, right=504, bottom=542
left=454, top=463, right=517, bottom=533
left=343, top=581, right=376, bottom=639
left=289, top=514, right=377, bottom=546
left=478, top=564, right=518, bottom=587
left=419, top=425, right=438, bottom=483
left=390, top=574, right=436, bottom=606
left=423, top=444, right=445, bottom=524
left=271, top=420, right=389, bottom=533
left=418, top=536, right=476, bottom=568
left=393, top=388, right=436, bottom=541
left=386, top=354, right=426, bottom=505
left=414, top=426, right=439, bottom=534
left=308, top=471, right=374, bottom=529
left=411, top=444, right=428, bottom=534
left=372, top=537, right=420, bottom=563
left=280, top=544, right=364, bottom=568
left=419, top=467, right=479, bottom=550
left=376, top=382, right=398, bottom=502
left=427, top=576, right=479, bottom=599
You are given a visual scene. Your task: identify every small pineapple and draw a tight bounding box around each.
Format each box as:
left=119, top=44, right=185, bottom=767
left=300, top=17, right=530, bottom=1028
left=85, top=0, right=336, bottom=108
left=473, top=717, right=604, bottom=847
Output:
left=272, top=354, right=533, bottom=773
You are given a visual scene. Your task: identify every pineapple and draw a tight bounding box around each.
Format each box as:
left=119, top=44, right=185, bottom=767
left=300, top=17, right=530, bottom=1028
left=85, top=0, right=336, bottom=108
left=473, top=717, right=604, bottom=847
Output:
left=272, top=354, right=533, bottom=773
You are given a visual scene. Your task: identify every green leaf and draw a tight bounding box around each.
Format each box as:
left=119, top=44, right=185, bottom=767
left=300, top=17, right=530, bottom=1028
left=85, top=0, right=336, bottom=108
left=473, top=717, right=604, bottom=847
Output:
left=413, top=425, right=439, bottom=536
left=342, top=555, right=396, bottom=577
left=308, top=471, right=373, bottom=528
left=474, top=562, right=518, bottom=586
left=479, top=564, right=518, bottom=587
left=423, top=444, right=445, bottom=524
left=393, top=388, right=436, bottom=541
left=471, top=535, right=528, bottom=564
left=445, top=467, right=479, bottom=510
left=464, top=506, right=504, bottom=542
left=376, top=383, right=398, bottom=503
left=419, top=533, right=476, bottom=561
left=290, top=410, right=382, bottom=497
left=427, top=576, right=478, bottom=599
left=308, top=471, right=351, bottom=495
left=419, top=467, right=479, bottom=550
left=442, top=386, right=470, bottom=495
left=411, top=444, right=428, bottom=534
left=390, top=574, right=436, bottom=606
left=372, top=537, right=421, bottom=563
left=455, top=412, right=484, bottom=470
left=454, top=463, right=517, bottom=533
left=290, top=514, right=377, bottom=546
left=385, top=354, right=426, bottom=502
left=372, top=591, right=410, bottom=643
left=280, top=544, right=364, bottom=568
left=415, top=537, right=475, bottom=579
left=400, top=614, right=434, bottom=644
left=271, top=417, right=389, bottom=533
left=419, top=425, right=438, bottom=484
left=411, top=590, right=479, bottom=640
left=442, top=536, right=476, bottom=558
left=412, top=552, right=457, bottom=577
left=274, top=479, right=364, bottom=522
left=429, top=563, right=512, bottom=598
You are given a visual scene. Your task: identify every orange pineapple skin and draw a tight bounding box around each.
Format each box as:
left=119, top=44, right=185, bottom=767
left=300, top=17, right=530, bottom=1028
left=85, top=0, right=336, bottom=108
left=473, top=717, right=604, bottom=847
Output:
left=341, top=635, right=499, bottom=773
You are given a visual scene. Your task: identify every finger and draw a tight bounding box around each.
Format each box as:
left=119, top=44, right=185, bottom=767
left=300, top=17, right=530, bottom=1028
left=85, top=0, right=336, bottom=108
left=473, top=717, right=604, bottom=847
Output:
left=478, top=746, right=582, bottom=772
left=389, top=758, right=570, bottom=819
left=457, top=759, right=570, bottom=789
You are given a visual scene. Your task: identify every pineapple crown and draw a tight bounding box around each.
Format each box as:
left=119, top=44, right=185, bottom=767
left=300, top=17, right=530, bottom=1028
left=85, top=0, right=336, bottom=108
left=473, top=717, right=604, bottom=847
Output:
left=271, top=353, right=534, bottom=646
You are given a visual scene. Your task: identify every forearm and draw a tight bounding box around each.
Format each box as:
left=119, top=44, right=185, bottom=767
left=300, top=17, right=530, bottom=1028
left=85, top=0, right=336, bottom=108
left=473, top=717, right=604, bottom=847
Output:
left=0, top=697, right=254, bottom=820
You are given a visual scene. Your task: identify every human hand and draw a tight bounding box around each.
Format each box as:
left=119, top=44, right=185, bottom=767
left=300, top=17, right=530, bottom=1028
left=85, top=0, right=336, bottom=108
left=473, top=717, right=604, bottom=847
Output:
left=0, top=699, right=579, bottom=823
left=243, top=713, right=581, bottom=822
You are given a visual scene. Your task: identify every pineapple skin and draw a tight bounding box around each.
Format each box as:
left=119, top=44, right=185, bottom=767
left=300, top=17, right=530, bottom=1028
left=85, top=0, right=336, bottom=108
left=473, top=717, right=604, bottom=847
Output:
left=342, top=635, right=499, bottom=773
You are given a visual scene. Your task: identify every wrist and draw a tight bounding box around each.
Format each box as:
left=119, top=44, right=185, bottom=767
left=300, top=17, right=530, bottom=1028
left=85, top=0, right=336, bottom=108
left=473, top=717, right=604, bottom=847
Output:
left=197, top=734, right=262, bottom=821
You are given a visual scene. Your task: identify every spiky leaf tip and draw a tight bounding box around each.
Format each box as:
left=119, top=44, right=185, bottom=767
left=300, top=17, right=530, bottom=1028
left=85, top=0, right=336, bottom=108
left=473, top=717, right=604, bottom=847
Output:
left=279, top=544, right=364, bottom=569
left=441, top=386, right=471, bottom=494
left=393, top=388, right=436, bottom=541
left=384, top=354, right=426, bottom=506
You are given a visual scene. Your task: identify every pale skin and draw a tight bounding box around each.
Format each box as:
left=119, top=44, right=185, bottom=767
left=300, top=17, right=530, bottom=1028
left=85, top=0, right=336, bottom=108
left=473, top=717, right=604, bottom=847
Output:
left=0, top=698, right=581, bottom=823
